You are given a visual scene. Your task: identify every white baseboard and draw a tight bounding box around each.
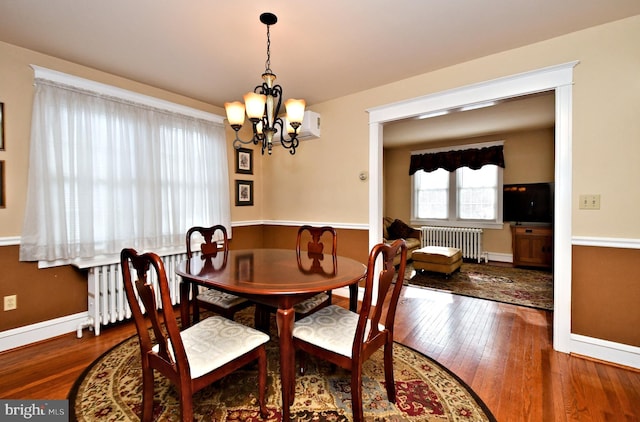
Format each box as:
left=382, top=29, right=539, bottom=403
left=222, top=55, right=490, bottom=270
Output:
left=0, top=312, right=89, bottom=353
left=570, top=334, right=640, bottom=369
left=486, top=252, right=513, bottom=263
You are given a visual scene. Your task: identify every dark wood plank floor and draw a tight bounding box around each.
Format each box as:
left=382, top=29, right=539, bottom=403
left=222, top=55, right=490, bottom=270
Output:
left=1, top=285, right=638, bottom=421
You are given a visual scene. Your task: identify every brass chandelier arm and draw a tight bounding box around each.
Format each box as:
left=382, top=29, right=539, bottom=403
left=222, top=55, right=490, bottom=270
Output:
left=231, top=117, right=300, bottom=155
left=272, top=119, right=300, bottom=155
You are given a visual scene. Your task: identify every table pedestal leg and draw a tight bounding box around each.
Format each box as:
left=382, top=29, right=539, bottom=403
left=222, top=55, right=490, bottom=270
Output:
left=179, top=281, right=191, bottom=329
left=349, top=282, right=358, bottom=312
left=276, top=307, right=295, bottom=419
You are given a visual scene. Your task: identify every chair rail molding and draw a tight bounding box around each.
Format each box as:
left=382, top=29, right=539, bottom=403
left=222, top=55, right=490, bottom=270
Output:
left=0, top=236, right=21, bottom=246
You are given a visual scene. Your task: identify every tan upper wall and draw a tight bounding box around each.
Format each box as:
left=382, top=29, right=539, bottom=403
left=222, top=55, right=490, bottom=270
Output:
left=263, top=15, right=640, bottom=238
left=2, top=15, right=640, bottom=238
left=0, top=40, right=268, bottom=237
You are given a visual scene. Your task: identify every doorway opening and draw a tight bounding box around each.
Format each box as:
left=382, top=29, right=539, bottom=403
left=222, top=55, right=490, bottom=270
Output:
left=367, top=61, right=577, bottom=353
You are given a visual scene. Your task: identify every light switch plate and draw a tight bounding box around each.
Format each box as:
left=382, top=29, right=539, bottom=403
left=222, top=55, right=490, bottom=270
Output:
left=579, top=194, right=600, bottom=210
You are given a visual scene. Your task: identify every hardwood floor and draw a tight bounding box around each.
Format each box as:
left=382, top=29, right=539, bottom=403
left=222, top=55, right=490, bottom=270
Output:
left=1, top=285, right=638, bottom=421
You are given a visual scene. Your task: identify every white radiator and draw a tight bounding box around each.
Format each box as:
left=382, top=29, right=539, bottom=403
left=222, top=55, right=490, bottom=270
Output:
left=77, top=252, right=189, bottom=337
left=420, top=226, right=486, bottom=263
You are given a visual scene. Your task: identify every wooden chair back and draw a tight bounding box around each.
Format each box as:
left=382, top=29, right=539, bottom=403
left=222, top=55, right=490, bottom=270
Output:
left=296, top=225, right=337, bottom=257
left=186, top=224, right=228, bottom=258
left=356, top=238, right=407, bottom=360
left=120, top=248, right=190, bottom=383
left=185, top=225, right=247, bottom=323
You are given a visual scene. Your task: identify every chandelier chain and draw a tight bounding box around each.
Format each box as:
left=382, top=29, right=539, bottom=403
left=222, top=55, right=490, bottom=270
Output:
left=264, top=24, right=272, bottom=74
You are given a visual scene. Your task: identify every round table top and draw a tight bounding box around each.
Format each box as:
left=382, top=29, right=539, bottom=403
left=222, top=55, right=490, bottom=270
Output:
left=176, top=248, right=367, bottom=296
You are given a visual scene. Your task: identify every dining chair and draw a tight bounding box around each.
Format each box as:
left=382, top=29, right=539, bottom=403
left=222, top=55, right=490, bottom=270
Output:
left=254, top=225, right=338, bottom=332
left=293, top=225, right=338, bottom=317
left=120, top=248, right=269, bottom=422
left=186, top=225, right=253, bottom=323
left=292, top=238, right=408, bottom=422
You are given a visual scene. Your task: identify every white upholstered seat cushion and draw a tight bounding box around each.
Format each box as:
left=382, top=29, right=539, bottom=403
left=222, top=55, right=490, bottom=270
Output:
left=293, top=292, right=329, bottom=314
left=197, top=288, right=248, bottom=309
left=292, top=305, right=383, bottom=358
left=154, top=315, right=269, bottom=379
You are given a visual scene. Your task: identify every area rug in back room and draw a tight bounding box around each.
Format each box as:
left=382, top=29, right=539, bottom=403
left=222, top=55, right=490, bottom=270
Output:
left=405, top=262, right=553, bottom=310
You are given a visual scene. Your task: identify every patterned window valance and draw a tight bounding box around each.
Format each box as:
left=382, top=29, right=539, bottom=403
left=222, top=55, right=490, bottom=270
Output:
left=409, top=144, right=505, bottom=175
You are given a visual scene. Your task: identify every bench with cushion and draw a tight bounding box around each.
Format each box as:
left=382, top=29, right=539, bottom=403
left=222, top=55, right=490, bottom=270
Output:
left=412, top=246, right=462, bottom=276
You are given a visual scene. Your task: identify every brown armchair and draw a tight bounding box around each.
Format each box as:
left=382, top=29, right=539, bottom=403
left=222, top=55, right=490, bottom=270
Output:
left=383, top=217, right=422, bottom=265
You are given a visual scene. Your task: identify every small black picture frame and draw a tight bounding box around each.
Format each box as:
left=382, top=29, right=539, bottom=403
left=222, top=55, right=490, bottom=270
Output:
left=235, top=147, right=253, bottom=174
left=0, top=161, right=5, bottom=208
left=235, top=179, right=254, bottom=206
left=0, top=102, right=5, bottom=151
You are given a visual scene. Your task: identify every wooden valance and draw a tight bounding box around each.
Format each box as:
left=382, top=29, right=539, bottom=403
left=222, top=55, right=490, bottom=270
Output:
left=409, top=144, right=505, bottom=175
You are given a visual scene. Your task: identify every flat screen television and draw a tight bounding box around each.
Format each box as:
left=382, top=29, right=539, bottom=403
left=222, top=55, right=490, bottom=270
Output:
left=503, top=182, right=554, bottom=224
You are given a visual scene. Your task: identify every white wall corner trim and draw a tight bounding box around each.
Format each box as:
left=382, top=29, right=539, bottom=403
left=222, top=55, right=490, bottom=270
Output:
left=0, top=312, right=89, bottom=353
left=570, top=334, right=640, bottom=370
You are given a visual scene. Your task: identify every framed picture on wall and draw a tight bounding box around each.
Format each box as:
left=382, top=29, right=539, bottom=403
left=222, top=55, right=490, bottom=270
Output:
left=0, top=102, right=5, bottom=151
left=235, top=147, right=253, bottom=174
left=235, top=179, right=254, bottom=206
left=0, top=161, right=5, bottom=208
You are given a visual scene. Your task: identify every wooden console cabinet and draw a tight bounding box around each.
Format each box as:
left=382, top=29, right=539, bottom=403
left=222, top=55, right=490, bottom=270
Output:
left=511, top=224, right=553, bottom=269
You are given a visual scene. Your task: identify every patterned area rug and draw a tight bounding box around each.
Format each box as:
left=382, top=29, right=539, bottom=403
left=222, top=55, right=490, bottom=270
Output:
left=405, top=262, right=553, bottom=310
left=69, top=309, right=496, bottom=421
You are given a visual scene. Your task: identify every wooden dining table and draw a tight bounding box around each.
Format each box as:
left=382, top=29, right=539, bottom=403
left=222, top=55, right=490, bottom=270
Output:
left=176, top=248, right=366, bottom=420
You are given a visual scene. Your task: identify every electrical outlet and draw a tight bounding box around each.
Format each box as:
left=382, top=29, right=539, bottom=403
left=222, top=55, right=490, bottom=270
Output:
left=4, top=295, right=17, bottom=311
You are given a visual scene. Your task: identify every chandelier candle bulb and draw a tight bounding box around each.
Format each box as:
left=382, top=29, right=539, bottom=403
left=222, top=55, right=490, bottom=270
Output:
left=224, top=101, right=246, bottom=127
left=244, top=93, right=266, bottom=120
left=285, top=99, right=306, bottom=125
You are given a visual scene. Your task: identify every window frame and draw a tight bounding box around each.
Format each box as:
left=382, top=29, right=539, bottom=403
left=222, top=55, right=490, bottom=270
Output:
left=410, top=141, right=504, bottom=229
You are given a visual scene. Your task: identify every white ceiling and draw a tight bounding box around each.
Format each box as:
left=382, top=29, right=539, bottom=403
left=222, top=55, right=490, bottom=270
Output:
left=383, top=91, right=557, bottom=147
left=1, top=1, right=638, bottom=144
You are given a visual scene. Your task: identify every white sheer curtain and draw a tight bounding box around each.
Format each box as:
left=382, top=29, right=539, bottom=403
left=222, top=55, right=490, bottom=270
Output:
left=20, top=77, right=230, bottom=264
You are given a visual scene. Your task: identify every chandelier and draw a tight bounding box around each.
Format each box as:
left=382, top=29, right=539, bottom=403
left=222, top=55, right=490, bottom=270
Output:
left=224, top=12, right=306, bottom=155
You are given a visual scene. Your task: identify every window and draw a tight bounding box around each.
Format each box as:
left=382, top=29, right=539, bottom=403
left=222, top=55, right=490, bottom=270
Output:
left=411, top=144, right=504, bottom=228
left=19, top=67, right=230, bottom=265
left=458, top=165, right=499, bottom=219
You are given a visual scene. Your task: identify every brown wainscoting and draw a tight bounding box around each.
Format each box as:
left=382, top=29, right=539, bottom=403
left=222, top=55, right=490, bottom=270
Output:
left=0, top=225, right=369, bottom=336
left=572, top=245, right=640, bottom=347
left=228, top=224, right=265, bottom=249
left=0, top=245, right=87, bottom=332
left=261, top=224, right=369, bottom=263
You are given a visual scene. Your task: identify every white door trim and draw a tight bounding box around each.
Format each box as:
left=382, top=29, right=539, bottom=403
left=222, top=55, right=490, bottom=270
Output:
left=367, top=61, right=578, bottom=353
